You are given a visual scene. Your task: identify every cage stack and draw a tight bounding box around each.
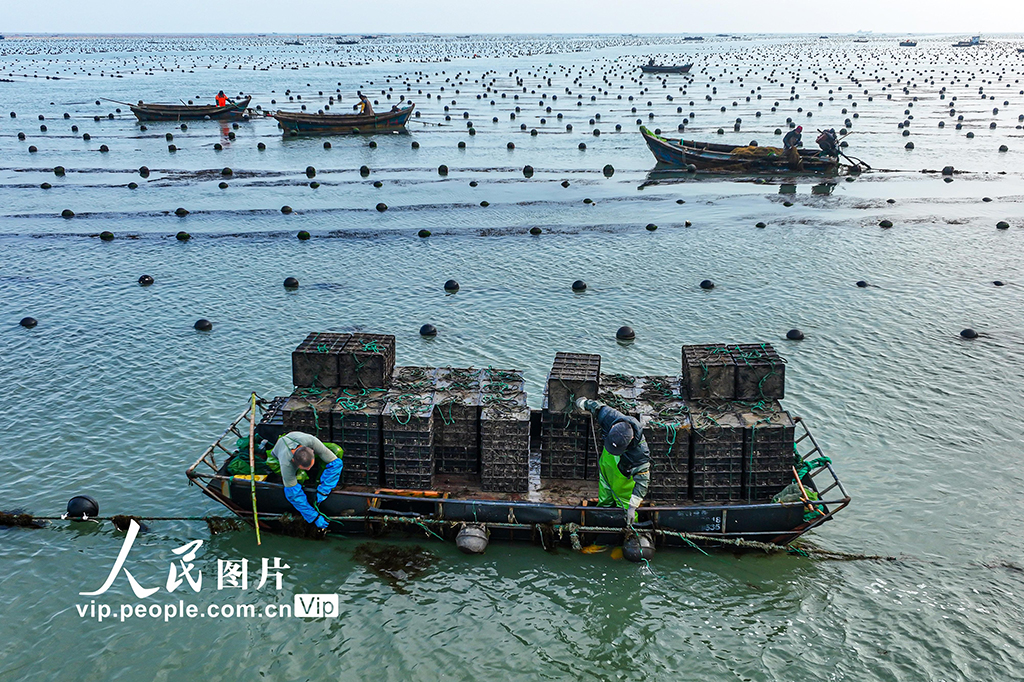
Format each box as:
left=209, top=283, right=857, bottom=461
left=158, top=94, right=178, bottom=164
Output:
left=291, top=332, right=351, bottom=388
left=339, top=333, right=396, bottom=389
left=729, top=343, right=786, bottom=401
left=378, top=366, right=435, bottom=489
left=633, top=377, right=692, bottom=505
left=381, top=387, right=435, bottom=490
left=479, top=368, right=530, bottom=493
left=433, top=367, right=483, bottom=474
left=738, top=402, right=796, bottom=501
left=541, top=353, right=601, bottom=480
left=682, top=344, right=736, bottom=400
left=330, top=387, right=387, bottom=487
left=689, top=401, right=746, bottom=503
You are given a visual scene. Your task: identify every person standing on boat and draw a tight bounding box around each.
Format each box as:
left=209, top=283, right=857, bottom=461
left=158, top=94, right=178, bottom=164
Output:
left=215, top=90, right=229, bottom=107
left=574, top=398, right=651, bottom=524
left=357, top=91, right=374, bottom=116
left=273, top=431, right=343, bottom=529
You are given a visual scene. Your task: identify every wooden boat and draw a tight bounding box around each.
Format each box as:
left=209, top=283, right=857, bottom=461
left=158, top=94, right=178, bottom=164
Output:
left=187, top=396, right=848, bottom=554
left=130, top=96, right=251, bottom=122
left=640, top=126, right=854, bottom=173
left=273, top=103, right=415, bottom=135
left=899, top=40, right=918, bottom=47
left=641, top=63, right=692, bottom=74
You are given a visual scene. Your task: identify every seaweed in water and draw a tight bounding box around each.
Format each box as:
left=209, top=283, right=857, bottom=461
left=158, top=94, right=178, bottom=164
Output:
left=275, top=514, right=328, bottom=540
left=205, top=517, right=245, bottom=535
left=354, top=543, right=435, bottom=591
left=0, top=510, right=46, bottom=528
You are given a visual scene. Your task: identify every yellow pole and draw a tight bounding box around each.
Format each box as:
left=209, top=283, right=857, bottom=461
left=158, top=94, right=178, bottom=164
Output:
left=249, top=393, right=262, bottom=545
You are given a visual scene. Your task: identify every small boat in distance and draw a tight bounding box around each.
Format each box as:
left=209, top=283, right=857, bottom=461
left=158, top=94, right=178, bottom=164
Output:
left=953, top=35, right=981, bottom=47
left=639, top=126, right=863, bottom=174
left=273, top=102, right=415, bottom=135
left=284, top=39, right=304, bottom=46
left=130, top=96, right=252, bottom=122
left=899, top=39, right=918, bottom=46
left=641, top=59, right=693, bottom=74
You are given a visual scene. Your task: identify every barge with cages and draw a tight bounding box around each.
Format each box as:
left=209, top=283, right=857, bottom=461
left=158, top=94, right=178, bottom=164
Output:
left=186, top=333, right=849, bottom=557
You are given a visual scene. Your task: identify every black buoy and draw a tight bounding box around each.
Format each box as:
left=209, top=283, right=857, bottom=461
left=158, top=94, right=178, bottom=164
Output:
left=175, top=207, right=189, bottom=217
left=444, top=279, right=460, bottom=293
left=879, top=219, right=893, bottom=228
left=786, top=329, right=805, bottom=341
left=176, top=231, right=191, bottom=242
left=571, top=280, right=587, bottom=291
left=281, top=205, right=293, bottom=214
left=360, top=165, right=370, bottom=176
left=138, top=166, right=149, bottom=177
left=419, top=323, right=437, bottom=337
left=856, top=280, right=869, bottom=288
left=373, top=180, right=383, bottom=188
left=645, top=223, right=658, bottom=231
left=99, top=231, right=114, bottom=241
left=418, top=229, right=431, bottom=238
left=194, top=319, right=213, bottom=331
left=309, top=182, right=320, bottom=189
left=756, top=222, right=767, bottom=228
left=65, top=495, right=99, bottom=521
left=128, top=182, right=138, bottom=190
left=616, top=326, right=635, bottom=341
left=438, top=164, right=449, bottom=176
left=284, top=277, right=299, bottom=289
left=221, top=167, right=233, bottom=176
left=993, top=281, right=1005, bottom=287
left=960, top=328, right=978, bottom=339
left=376, top=202, right=388, bottom=212
left=523, top=165, right=534, bottom=178
left=699, top=279, right=715, bottom=290
left=305, top=166, right=316, bottom=178
left=297, top=231, right=311, bottom=240
left=19, top=316, right=38, bottom=328
left=61, top=209, right=74, bottom=219
left=603, top=164, right=614, bottom=177
left=529, top=227, right=542, bottom=235
left=53, top=165, right=66, bottom=176
left=218, top=182, right=228, bottom=189
left=138, top=275, right=154, bottom=286
left=996, top=221, right=1010, bottom=230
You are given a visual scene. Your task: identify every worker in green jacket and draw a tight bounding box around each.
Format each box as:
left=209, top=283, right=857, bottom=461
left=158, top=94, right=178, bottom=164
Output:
left=574, top=398, right=651, bottom=523
left=273, top=432, right=343, bottom=529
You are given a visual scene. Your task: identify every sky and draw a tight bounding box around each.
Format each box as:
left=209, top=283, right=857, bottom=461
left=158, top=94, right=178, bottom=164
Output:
left=1, top=0, right=1021, bottom=35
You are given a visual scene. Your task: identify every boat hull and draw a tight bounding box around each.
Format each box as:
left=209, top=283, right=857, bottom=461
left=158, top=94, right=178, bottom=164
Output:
left=273, top=104, right=415, bottom=134
left=641, top=64, right=692, bottom=74
left=130, top=97, right=251, bottom=121
left=640, top=126, right=841, bottom=173
left=213, top=475, right=819, bottom=548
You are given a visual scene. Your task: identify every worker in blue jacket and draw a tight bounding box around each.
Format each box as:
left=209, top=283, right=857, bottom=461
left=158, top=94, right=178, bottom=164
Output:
left=574, top=398, right=651, bottom=523
left=272, top=432, right=343, bottom=529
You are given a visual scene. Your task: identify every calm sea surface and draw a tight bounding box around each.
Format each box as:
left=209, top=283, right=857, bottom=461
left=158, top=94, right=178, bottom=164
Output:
left=2, top=33, right=1024, bottom=681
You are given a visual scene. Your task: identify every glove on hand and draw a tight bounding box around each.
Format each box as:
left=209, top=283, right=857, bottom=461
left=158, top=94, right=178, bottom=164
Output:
left=313, top=514, right=330, bottom=530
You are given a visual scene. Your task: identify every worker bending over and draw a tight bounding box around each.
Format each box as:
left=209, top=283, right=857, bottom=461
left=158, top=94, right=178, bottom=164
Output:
left=574, top=398, right=651, bottom=523
left=272, top=431, right=343, bottom=529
